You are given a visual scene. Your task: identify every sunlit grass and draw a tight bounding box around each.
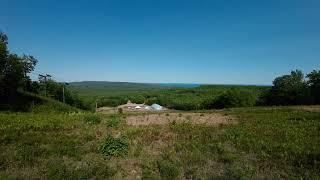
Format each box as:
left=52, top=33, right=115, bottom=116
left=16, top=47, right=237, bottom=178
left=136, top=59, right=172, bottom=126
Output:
left=0, top=106, right=319, bottom=178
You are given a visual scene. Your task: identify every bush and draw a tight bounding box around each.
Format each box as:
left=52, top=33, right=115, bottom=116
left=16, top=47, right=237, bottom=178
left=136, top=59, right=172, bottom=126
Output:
left=106, top=116, right=121, bottom=127
left=84, top=114, right=102, bottom=124
left=99, top=135, right=128, bottom=157
left=157, top=160, right=180, bottom=180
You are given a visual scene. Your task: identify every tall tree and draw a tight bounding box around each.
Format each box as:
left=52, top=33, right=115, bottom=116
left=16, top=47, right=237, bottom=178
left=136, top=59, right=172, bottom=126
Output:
left=267, top=70, right=310, bottom=105
left=0, top=32, right=37, bottom=100
left=307, top=70, right=320, bottom=104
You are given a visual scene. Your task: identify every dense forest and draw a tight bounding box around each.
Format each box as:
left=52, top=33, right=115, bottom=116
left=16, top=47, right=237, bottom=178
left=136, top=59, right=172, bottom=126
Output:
left=1, top=32, right=320, bottom=111
left=71, top=69, right=320, bottom=110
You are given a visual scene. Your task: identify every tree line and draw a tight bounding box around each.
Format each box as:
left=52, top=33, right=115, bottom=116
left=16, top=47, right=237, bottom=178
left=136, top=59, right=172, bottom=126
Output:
left=261, top=69, right=320, bottom=105
left=95, top=71, right=320, bottom=110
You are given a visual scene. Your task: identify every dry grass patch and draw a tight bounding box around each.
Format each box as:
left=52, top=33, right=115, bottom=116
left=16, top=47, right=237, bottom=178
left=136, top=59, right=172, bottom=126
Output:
left=289, top=105, right=320, bottom=112
left=126, top=112, right=236, bottom=126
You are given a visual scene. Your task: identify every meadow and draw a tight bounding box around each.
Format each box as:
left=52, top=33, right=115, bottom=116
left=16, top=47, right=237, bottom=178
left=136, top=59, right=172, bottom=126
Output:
left=0, top=103, right=319, bottom=179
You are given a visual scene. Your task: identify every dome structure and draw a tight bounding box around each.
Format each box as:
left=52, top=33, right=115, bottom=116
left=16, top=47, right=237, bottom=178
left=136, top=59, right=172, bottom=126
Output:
left=151, top=104, right=163, bottom=110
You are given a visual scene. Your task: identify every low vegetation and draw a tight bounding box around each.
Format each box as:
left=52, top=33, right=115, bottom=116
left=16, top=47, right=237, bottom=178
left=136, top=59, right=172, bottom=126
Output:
left=99, top=135, right=129, bottom=157
left=0, top=106, right=319, bottom=179
left=84, top=114, right=102, bottom=124
left=106, top=115, right=122, bottom=127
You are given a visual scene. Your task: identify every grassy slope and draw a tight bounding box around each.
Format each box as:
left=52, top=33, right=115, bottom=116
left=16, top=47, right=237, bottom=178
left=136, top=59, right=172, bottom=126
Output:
left=0, top=91, right=82, bottom=113
left=30, top=94, right=82, bottom=113
left=0, top=106, right=319, bottom=179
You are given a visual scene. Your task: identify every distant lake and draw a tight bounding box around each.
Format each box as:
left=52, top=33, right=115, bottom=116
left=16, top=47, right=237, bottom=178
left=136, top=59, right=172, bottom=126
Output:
left=157, top=83, right=201, bottom=88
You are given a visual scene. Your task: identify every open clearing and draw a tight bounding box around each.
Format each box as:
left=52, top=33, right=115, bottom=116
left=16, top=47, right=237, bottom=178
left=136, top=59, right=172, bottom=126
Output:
left=126, top=112, right=236, bottom=126
left=0, top=106, right=319, bottom=179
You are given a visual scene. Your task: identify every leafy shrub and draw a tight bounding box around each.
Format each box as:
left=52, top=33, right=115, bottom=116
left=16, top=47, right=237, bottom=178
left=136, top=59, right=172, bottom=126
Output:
left=106, top=116, right=121, bottom=127
left=99, top=135, right=128, bottom=157
left=84, top=114, right=102, bottom=124
left=157, top=160, right=180, bottom=179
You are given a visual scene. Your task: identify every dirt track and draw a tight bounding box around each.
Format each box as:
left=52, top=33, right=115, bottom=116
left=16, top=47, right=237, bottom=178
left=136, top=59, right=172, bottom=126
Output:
left=126, top=112, right=236, bottom=126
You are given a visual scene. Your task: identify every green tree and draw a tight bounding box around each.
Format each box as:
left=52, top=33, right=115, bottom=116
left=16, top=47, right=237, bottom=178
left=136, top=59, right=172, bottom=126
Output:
left=0, top=32, right=37, bottom=100
left=265, top=70, right=311, bottom=105
left=213, top=88, right=257, bottom=108
left=307, top=70, right=320, bottom=104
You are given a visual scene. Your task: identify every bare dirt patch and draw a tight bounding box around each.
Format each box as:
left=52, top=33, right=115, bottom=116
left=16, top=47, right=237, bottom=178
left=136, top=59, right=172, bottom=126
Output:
left=126, top=112, right=236, bottom=126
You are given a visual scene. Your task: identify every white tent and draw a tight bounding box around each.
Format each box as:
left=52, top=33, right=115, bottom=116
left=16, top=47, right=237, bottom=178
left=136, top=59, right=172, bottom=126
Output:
left=151, top=104, right=163, bottom=110
left=145, top=106, right=152, bottom=110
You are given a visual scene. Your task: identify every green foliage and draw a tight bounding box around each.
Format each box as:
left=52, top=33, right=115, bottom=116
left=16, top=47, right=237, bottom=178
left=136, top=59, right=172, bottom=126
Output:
left=84, top=114, right=102, bottom=124
left=68, top=69, right=320, bottom=110
left=157, top=160, right=180, bottom=180
left=0, top=32, right=38, bottom=110
left=307, top=70, right=320, bottom=104
left=97, top=96, right=127, bottom=107
left=0, top=32, right=91, bottom=112
left=71, top=82, right=268, bottom=110
left=263, top=69, right=315, bottom=105
left=38, top=79, right=93, bottom=111
left=213, top=88, right=258, bottom=108
left=106, top=116, right=121, bottom=127
left=99, top=135, right=129, bottom=157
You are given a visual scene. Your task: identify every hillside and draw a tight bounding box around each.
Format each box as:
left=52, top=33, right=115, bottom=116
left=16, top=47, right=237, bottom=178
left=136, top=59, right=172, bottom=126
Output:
left=1, top=106, right=319, bottom=179
left=69, top=81, right=163, bottom=90
left=0, top=91, right=82, bottom=113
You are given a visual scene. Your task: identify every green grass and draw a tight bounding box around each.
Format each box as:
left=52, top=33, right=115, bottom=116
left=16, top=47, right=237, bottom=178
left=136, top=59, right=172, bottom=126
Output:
left=84, top=114, right=102, bottom=124
left=106, top=115, right=122, bottom=127
left=99, top=135, right=129, bottom=157
left=0, top=106, right=319, bottom=179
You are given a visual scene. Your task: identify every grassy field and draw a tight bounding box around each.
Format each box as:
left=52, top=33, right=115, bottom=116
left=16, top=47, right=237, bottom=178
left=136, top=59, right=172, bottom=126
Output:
left=0, top=105, right=319, bottom=179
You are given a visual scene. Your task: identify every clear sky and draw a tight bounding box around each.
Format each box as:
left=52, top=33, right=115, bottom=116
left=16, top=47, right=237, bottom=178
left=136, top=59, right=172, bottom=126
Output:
left=1, top=0, right=319, bottom=85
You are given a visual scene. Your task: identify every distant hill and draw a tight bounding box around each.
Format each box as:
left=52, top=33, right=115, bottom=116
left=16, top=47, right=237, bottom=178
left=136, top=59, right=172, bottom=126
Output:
left=68, top=81, right=161, bottom=99
left=69, top=81, right=201, bottom=89
left=68, top=81, right=163, bottom=91
left=68, top=81, right=202, bottom=100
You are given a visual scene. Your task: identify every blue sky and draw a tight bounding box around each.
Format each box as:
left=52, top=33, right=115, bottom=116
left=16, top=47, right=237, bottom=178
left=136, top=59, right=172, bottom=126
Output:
left=1, top=0, right=319, bottom=85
